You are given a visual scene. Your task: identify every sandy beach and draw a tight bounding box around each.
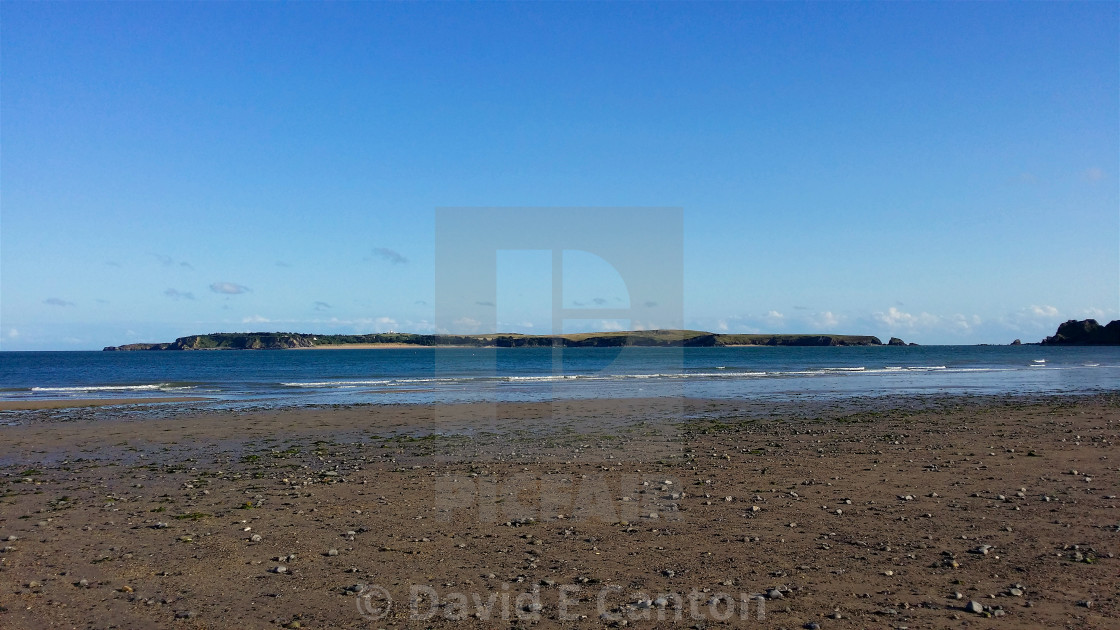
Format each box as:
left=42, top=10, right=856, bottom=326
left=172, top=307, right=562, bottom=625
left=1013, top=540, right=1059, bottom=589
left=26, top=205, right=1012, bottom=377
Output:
left=0, top=393, right=1117, bottom=628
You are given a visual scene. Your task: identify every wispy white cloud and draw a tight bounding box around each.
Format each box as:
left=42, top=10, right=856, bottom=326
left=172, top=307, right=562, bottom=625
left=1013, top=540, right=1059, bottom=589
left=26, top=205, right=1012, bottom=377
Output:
left=449, top=317, right=482, bottom=333
left=164, top=288, right=195, bottom=300
left=313, top=301, right=331, bottom=311
left=152, top=254, right=194, bottom=270
left=211, top=282, right=251, bottom=295
left=242, top=315, right=270, bottom=324
left=599, top=319, right=625, bottom=332
left=1083, top=167, right=1104, bottom=182
left=7, top=329, right=18, bottom=338
left=872, top=307, right=980, bottom=336
left=371, top=247, right=408, bottom=264
left=1080, top=306, right=1110, bottom=320
left=810, top=310, right=841, bottom=329
left=1029, top=304, right=1059, bottom=318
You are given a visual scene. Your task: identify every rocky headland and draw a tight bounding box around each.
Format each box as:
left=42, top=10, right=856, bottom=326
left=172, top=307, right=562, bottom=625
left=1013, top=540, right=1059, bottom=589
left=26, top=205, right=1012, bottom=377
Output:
left=1041, top=319, right=1120, bottom=346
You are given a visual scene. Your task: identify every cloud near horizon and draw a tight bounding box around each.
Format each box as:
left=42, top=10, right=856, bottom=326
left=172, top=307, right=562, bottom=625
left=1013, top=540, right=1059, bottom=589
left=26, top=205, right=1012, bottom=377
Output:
left=211, top=282, right=251, bottom=295
left=1030, top=305, right=1059, bottom=318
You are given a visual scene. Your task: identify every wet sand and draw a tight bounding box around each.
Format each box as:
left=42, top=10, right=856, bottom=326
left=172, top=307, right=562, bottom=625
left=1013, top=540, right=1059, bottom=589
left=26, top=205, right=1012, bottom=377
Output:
left=0, top=393, right=1117, bottom=628
left=0, top=397, right=211, bottom=412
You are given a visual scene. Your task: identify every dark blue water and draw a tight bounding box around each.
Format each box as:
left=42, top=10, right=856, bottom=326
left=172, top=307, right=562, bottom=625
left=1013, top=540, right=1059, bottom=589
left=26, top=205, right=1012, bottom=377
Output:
left=1, top=345, right=1117, bottom=408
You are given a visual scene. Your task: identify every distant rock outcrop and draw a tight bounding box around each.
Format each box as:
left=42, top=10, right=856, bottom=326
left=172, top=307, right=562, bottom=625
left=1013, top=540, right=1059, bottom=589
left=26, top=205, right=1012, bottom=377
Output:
left=1010, top=339, right=1022, bottom=346
left=1040, top=319, right=1120, bottom=346
left=887, top=337, right=907, bottom=346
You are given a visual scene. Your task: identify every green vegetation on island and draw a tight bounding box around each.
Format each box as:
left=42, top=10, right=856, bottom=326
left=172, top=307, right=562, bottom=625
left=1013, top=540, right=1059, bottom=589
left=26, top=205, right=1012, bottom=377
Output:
left=103, top=330, right=887, bottom=351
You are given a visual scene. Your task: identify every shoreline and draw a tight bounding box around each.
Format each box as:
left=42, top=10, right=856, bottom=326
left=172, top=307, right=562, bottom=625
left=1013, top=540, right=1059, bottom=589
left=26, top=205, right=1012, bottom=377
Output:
left=0, top=396, right=211, bottom=411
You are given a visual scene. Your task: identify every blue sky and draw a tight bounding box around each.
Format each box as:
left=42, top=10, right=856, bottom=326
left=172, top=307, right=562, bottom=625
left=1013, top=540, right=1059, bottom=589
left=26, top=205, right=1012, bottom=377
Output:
left=2, top=2, right=1117, bottom=349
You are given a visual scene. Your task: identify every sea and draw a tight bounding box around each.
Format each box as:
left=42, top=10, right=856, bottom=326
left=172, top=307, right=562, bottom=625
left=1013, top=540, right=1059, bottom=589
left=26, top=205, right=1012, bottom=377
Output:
left=1, top=345, right=1118, bottom=411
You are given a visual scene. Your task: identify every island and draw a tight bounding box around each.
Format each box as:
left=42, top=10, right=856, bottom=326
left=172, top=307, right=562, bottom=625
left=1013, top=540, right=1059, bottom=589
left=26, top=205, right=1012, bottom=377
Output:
left=103, top=330, right=891, bottom=351
left=1040, top=319, right=1120, bottom=345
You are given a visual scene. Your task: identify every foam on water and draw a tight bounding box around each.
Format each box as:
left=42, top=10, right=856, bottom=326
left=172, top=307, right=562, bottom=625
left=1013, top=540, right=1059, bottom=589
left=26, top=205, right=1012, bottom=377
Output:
left=3, top=345, right=1118, bottom=408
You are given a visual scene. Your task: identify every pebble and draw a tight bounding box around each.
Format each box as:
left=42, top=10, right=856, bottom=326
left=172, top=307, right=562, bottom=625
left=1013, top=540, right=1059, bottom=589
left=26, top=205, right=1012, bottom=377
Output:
left=78, top=579, right=89, bottom=588
left=327, top=549, right=339, bottom=556
left=273, top=566, right=288, bottom=574
left=250, top=534, right=262, bottom=542
left=767, top=589, right=784, bottom=600
left=175, top=611, right=196, bottom=619
left=965, top=600, right=984, bottom=614
left=6, top=535, right=17, bottom=542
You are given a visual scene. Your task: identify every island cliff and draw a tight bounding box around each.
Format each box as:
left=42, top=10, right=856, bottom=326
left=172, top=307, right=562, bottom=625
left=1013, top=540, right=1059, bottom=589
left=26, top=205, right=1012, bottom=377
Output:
left=104, top=330, right=886, bottom=351
left=1040, top=319, right=1120, bottom=346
